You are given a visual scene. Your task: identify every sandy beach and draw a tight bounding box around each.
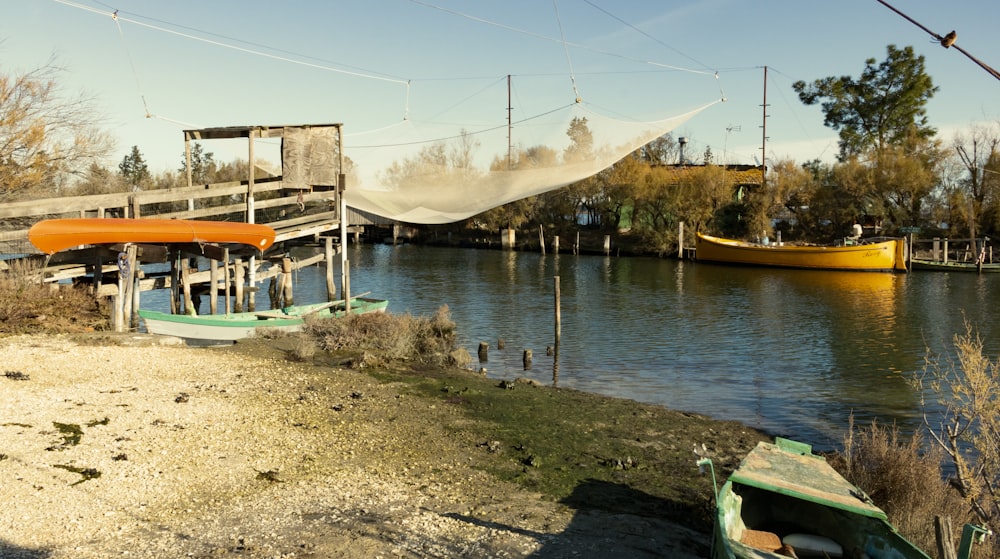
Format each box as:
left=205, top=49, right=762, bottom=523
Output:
left=0, top=333, right=725, bottom=558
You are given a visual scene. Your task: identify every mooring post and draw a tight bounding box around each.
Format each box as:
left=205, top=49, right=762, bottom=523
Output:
left=678, top=221, right=685, bottom=259
left=523, top=349, right=533, bottom=370
left=478, top=342, right=489, bottom=362
left=281, top=257, right=294, bottom=307
left=234, top=257, right=245, bottom=313
left=325, top=236, right=336, bottom=302
left=554, top=275, right=561, bottom=384
left=209, top=259, right=219, bottom=315
left=223, top=248, right=231, bottom=315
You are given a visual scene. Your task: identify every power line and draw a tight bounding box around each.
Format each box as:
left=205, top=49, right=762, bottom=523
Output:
left=875, top=0, right=1000, bottom=82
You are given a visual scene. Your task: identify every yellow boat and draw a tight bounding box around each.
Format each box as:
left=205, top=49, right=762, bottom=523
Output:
left=695, top=232, right=907, bottom=272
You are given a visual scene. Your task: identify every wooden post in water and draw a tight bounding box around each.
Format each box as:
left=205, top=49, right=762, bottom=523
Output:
left=678, top=222, right=685, bottom=259
left=603, top=235, right=611, bottom=256
left=209, top=259, right=219, bottom=315
left=92, top=252, right=103, bottom=295
left=281, top=257, right=294, bottom=307
left=554, top=275, right=561, bottom=384
left=343, top=259, right=351, bottom=313
left=478, top=342, right=489, bottom=362
left=223, top=249, right=231, bottom=315
left=181, top=264, right=195, bottom=316
left=325, top=237, right=336, bottom=302
left=234, top=257, right=245, bottom=313
left=523, top=349, right=532, bottom=370
left=169, top=250, right=180, bottom=315
left=538, top=225, right=545, bottom=255
left=553, top=236, right=559, bottom=254
left=127, top=245, right=138, bottom=329
left=574, top=231, right=580, bottom=255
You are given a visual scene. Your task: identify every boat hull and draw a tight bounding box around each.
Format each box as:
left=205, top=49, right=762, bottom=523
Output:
left=695, top=232, right=906, bottom=272
left=28, top=218, right=276, bottom=254
left=910, top=258, right=1000, bottom=273
left=138, top=298, right=388, bottom=342
left=712, top=438, right=930, bottom=559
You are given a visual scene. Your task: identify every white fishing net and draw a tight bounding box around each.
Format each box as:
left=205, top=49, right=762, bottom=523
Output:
left=342, top=100, right=717, bottom=224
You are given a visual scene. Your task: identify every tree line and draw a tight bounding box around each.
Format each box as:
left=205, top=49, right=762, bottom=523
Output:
left=3, top=46, right=1000, bottom=249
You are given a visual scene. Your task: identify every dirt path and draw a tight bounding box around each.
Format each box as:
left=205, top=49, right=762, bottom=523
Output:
left=0, top=333, right=761, bottom=558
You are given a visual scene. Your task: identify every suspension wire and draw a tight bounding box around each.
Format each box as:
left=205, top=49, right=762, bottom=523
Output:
left=54, top=0, right=410, bottom=86
left=406, top=0, right=713, bottom=77
left=581, top=0, right=716, bottom=74
left=552, top=0, right=581, bottom=103
left=350, top=103, right=577, bottom=149
left=110, top=10, right=151, bottom=118
left=875, top=0, right=1000, bottom=82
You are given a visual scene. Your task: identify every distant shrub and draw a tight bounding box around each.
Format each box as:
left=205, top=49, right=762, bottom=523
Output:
left=304, top=305, right=469, bottom=368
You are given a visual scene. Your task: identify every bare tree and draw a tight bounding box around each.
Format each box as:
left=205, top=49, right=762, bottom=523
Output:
left=953, top=123, right=1000, bottom=240
left=0, top=55, right=115, bottom=200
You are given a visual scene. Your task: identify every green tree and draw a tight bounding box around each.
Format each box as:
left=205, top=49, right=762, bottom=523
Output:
left=118, top=145, right=150, bottom=190
left=793, top=45, right=937, bottom=160
left=180, top=142, right=217, bottom=185
left=0, top=57, right=114, bottom=199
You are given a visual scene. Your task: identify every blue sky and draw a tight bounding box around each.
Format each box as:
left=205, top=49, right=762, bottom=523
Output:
left=4, top=0, right=1000, bottom=173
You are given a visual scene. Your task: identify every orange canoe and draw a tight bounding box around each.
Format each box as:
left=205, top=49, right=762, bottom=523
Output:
left=28, top=218, right=276, bottom=254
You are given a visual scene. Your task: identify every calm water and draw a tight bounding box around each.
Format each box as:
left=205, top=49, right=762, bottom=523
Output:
left=150, top=243, right=1000, bottom=450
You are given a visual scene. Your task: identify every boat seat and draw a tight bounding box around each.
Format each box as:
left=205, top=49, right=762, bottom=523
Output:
left=741, top=529, right=782, bottom=553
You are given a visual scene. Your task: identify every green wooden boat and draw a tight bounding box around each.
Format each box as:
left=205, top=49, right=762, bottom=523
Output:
left=910, top=258, right=1000, bottom=273
left=701, top=438, right=988, bottom=559
left=138, top=296, right=387, bottom=343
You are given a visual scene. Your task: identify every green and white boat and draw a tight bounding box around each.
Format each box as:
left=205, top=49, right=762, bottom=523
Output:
left=138, top=296, right=387, bottom=343
left=701, top=437, right=988, bottom=559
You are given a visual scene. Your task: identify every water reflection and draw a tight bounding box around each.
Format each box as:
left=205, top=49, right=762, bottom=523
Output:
left=143, top=244, right=1000, bottom=450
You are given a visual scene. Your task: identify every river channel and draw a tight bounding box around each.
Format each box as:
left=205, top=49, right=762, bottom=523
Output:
left=170, top=243, right=1000, bottom=450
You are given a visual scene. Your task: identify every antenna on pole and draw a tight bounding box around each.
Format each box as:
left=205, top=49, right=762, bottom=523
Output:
left=760, top=66, right=769, bottom=189
left=507, top=74, right=513, bottom=170
left=724, top=124, right=741, bottom=164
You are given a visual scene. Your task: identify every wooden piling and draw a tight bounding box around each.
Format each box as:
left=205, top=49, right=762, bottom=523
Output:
left=234, top=257, right=245, bottom=313
left=325, top=236, right=336, bottom=301
left=497, top=338, right=505, bottom=350
left=478, top=342, right=489, bottom=362
left=554, top=275, right=561, bottom=349
left=678, top=222, right=685, bottom=259
left=209, top=259, right=219, bottom=315
left=538, top=225, right=545, bottom=255
left=603, top=235, right=611, bottom=256
left=169, top=250, right=180, bottom=315
left=553, top=235, right=559, bottom=254
left=181, top=263, right=195, bottom=316
left=281, top=257, right=294, bottom=307
left=523, top=349, right=533, bottom=370
left=223, top=248, right=231, bottom=315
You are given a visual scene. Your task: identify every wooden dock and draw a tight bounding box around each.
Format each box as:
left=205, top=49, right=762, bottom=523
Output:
left=0, top=122, right=393, bottom=332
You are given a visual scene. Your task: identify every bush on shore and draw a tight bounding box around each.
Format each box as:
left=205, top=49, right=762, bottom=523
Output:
left=302, top=304, right=472, bottom=368
left=0, top=261, right=109, bottom=335
left=832, top=417, right=978, bottom=556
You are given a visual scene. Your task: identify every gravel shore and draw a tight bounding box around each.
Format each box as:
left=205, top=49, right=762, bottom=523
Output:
left=0, top=334, right=716, bottom=558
